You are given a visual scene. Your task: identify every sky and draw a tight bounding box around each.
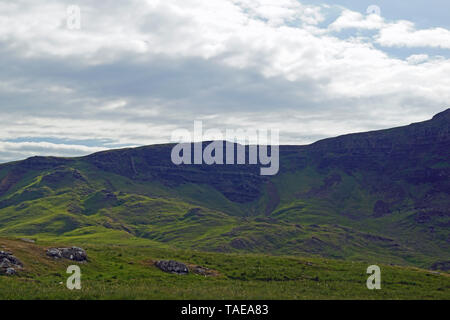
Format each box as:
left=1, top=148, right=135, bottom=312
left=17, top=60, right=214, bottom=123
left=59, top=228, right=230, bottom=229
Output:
left=0, top=0, right=449, bottom=162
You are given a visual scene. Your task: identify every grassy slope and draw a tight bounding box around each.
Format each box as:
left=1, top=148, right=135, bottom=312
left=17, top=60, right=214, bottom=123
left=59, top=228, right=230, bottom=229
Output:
left=1, top=238, right=449, bottom=300
left=0, top=159, right=447, bottom=269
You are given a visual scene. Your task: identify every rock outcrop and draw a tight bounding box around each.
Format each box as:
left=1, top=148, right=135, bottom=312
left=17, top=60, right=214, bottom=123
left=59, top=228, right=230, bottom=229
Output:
left=155, top=260, right=189, bottom=275
left=46, top=247, right=87, bottom=262
left=154, top=260, right=218, bottom=276
left=0, top=251, right=23, bottom=276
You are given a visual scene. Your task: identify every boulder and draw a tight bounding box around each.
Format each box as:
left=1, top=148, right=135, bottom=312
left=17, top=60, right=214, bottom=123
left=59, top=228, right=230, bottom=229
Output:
left=46, top=247, right=87, bottom=262
left=0, top=251, right=23, bottom=276
left=5, top=268, right=16, bottom=276
left=0, top=251, right=23, bottom=267
left=0, top=251, right=12, bottom=259
left=46, top=248, right=62, bottom=259
left=60, top=247, right=87, bottom=261
left=0, top=258, right=13, bottom=269
left=155, top=260, right=189, bottom=275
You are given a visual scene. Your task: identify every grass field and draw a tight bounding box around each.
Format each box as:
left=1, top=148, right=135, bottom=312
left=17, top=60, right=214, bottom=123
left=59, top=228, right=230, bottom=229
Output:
left=1, top=237, right=449, bottom=300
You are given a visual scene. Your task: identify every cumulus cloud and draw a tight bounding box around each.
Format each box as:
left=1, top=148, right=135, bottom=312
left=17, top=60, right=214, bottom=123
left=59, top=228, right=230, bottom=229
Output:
left=329, top=10, right=384, bottom=31
left=376, top=21, right=450, bottom=49
left=0, top=0, right=449, bottom=162
left=406, top=54, right=430, bottom=65
left=328, top=8, right=450, bottom=49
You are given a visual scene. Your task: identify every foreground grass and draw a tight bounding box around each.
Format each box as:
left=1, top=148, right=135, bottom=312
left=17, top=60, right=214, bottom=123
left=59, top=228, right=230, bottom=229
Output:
left=0, top=238, right=449, bottom=300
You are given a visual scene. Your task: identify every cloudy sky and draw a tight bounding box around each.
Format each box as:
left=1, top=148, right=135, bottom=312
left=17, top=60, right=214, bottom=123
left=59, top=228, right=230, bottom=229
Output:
left=1, top=0, right=449, bottom=162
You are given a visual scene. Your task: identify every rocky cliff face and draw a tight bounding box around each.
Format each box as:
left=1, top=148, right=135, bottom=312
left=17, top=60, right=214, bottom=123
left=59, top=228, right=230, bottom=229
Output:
left=84, top=142, right=267, bottom=203
left=305, top=110, right=450, bottom=219
left=308, top=109, right=450, bottom=171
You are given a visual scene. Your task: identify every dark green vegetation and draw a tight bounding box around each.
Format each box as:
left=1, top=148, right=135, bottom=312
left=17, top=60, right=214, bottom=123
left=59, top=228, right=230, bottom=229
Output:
left=0, top=109, right=449, bottom=299
left=0, top=238, right=449, bottom=299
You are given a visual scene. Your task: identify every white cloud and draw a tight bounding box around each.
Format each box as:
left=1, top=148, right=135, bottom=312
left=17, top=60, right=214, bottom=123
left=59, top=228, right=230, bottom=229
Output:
left=406, top=54, right=429, bottom=65
left=329, top=9, right=385, bottom=31
left=0, top=141, right=104, bottom=154
left=328, top=8, right=450, bottom=49
left=376, top=21, right=450, bottom=49
left=0, top=141, right=106, bottom=162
